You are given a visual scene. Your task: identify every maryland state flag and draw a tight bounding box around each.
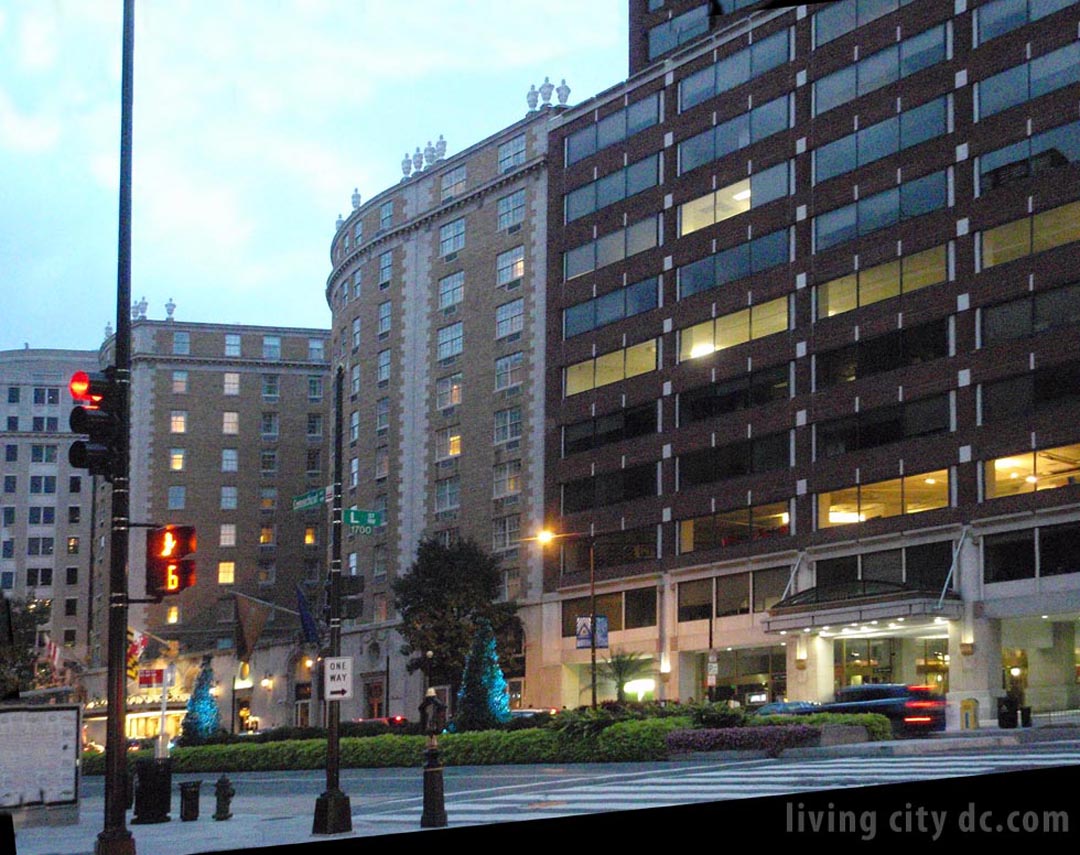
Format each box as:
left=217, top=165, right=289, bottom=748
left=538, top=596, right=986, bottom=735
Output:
left=126, top=628, right=147, bottom=680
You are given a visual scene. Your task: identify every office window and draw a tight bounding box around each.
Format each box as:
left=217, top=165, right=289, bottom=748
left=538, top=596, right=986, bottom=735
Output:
left=379, top=251, right=393, bottom=286
left=497, top=190, right=525, bottom=230
left=259, top=488, right=276, bottom=511
left=679, top=29, right=789, bottom=112
left=3, top=477, right=16, bottom=494
left=28, top=506, right=54, bottom=525
left=493, top=459, right=522, bottom=498
left=492, top=514, right=520, bottom=552
left=680, top=161, right=789, bottom=237
left=220, top=523, right=236, bottom=547
left=984, top=441, right=1080, bottom=499
left=565, top=339, right=659, bottom=396
left=69, top=476, right=81, bottom=493
left=260, top=450, right=277, bottom=474
left=306, top=448, right=321, bottom=474
left=566, top=153, right=660, bottom=222
left=31, top=416, right=59, bottom=433
left=648, top=4, right=709, bottom=60
left=377, top=350, right=391, bottom=384
left=442, top=165, right=466, bottom=200
left=981, top=201, right=1080, bottom=269
left=218, top=561, right=235, bottom=585
left=5, top=418, right=16, bottom=432
left=435, top=427, right=462, bottom=461
left=567, top=94, right=659, bottom=165
left=1, top=507, right=13, bottom=525
left=30, top=444, right=57, bottom=463
left=435, top=476, right=460, bottom=512
left=437, top=323, right=464, bottom=360
left=375, top=398, right=390, bottom=432
left=259, top=412, right=279, bottom=439
left=29, top=475, right=56, bottom=494
left=437, top=373, right=462, bottom=409
left=498, top=135, right=526, bottom=173
left=497, top=246, right=525, bottom=286
left=221, top=448, right=238, bottom=472
left=167, top=486, right=185, bottom=510
left=262, top=336, right=281, bottom=360
left=350, top=456, right=359, bottom=488
left=26, top=566, right=53, bottom=585
left=65, top=566, right=78, bottom=585
left=172, top=371, right=188, bottom=394
left=562, top=463, right=656, bottom=513
left=373, top=544, right=388, bottom=579
left=494, top=407, right=522, bottom=444
left=6, top=387, right=18, bottom=403
left=494, top=352, right=524, bottom=391
left=977, top=42, right=1080, bottom=119
left=306, top=413, right=322, bottom=438
left=67, top=506, right=79, bottom=525
left=817, top=244, right=947, bottom=319
left=374, top=447, right=389, bottom=480
left=304, top=525, right=318, bottom=546
left=379, top=201, right=393, bottom=230
left=564, top=215, right=659, bottom=280
left=818, top=469, right=949, bottom=527
left=4, top=445, right=15, bottom=463
left=377, top=302, right=391, bottom=336
left=349, top=410, right=359, bottom=442
left=259, top=525, right=275, bottom=546
left=225, top=333, right=241, bottom=357
left=495, top=299, right=524, bottom=339
left=261, top=374, right=279, bottom=401
left=439, top=271, right=464, bottom=309
left=979, top=120, right=1080, bottom=194
left=220, top=372, right=240, bottom=396
left=439, top=219, right=465, bottom=256
left=308, top=338, right=325, bottom=361
left=679, top=95, right=791, bottom=175
left=1, top=541, right=12, bottom=559
left=680, top=501, right=791, bottom=555
left=169, top=448, right=185, bottom=471
left=221, top=486, right=238, bottom=510
left=222, top=411, right=239, bottom=434
left=308, top=376, right=323, bottom=401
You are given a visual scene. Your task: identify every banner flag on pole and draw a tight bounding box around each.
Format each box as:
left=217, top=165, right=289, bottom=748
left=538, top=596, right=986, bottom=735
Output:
left=235, top=595, right=271, bottom=663
left=296, top=584, right=321, bottom=646
left=126, top=628, right=147, bottom=680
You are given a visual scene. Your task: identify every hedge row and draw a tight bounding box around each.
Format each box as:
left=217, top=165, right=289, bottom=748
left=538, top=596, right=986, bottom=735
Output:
left=668, top=725, right=821, bottom=757
left=752, top=713, right=892, bottom=742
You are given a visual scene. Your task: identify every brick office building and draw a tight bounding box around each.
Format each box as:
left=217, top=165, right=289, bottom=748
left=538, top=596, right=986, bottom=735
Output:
left=536, top=0, right=1080, bottom=722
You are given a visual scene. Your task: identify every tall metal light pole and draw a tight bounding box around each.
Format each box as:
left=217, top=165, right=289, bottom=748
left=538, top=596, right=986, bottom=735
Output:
left=96, top=1, right=135, bottom=853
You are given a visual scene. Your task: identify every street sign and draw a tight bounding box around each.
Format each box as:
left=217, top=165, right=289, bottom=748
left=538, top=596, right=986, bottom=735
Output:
left=344, top=509, right=384, bottom=529
left=324, top=656, right=353, bottom=701
left=137, top=668, right=163, bottom=688
left=292, top=488, right=328, bottom=512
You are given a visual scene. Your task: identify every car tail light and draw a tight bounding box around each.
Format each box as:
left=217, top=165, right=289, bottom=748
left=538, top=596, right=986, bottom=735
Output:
left=905, top=699, right=944, bottom=709
left=903, top=715, right=934, bottom=724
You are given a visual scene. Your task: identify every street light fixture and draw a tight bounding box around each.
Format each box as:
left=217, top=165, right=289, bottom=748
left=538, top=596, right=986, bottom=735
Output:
left=533, top=528, right=598, bottom=709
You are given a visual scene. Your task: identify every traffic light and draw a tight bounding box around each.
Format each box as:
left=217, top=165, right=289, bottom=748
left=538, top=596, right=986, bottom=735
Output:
left=68, top=368, right=121, bottom=479
left=146, top=525, right=197, bottom=598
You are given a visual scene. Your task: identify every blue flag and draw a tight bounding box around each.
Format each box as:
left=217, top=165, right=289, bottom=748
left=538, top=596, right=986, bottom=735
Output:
left=296, top=584, right=321, bottom=645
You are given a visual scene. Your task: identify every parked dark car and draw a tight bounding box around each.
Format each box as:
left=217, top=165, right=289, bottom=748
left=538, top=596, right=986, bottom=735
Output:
left=822, top=684, right=946, bottom=736
left=750, top=700, right=821, bottom=716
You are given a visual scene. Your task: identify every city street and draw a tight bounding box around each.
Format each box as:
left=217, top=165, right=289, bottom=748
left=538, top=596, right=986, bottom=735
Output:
left=12, top=736, right=1080, bottom=853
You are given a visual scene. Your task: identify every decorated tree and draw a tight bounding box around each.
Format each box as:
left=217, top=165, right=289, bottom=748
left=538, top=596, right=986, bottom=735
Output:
left=180, top=655, right=221, bottom=744
left=454, top=618, right=511, bottom=731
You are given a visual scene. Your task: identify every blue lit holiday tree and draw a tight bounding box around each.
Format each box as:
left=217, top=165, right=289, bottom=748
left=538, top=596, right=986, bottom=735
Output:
left=180, top=655, right=221, bottom=743
left=455, top=618, right=511, bottom=731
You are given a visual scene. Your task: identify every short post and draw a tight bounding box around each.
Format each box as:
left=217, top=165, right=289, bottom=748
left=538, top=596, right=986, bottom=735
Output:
left=213, top=775, right=234, bottom=821
left=178, top=781, right=201, bottom=822
left=418, top=688, right=447, bottom=829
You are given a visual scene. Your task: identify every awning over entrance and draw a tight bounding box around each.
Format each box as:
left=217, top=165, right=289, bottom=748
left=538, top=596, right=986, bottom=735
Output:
left=763, top=581, right=962, bottom=634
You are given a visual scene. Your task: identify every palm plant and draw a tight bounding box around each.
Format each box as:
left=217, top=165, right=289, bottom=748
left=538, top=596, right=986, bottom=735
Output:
left=599, top=650, right=654, bottom=704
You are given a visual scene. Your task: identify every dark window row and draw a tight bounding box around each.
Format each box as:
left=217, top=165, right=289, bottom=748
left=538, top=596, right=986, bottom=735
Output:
left=980, top=283, right=1080, bottom=346
left=678, top=363, right=790, bottom=425
left=679, top=431, right=789, bottom=489
left=648, top=5, right=710, bottom=61
left=678, top=227, right=789, bottom=300
left=563, top=526, right=658, bottom=574
left=814, top=541, right=952, bottom=592
left=981, top=360, right=1080, bottom=424
left=677, top=566, right=789, bottom=621
left=814, top=24, right=946, bottom=116
left=679, top=94, right=791, bottom=175
left=815, top=95, right=947, bottom=184
left=979, top=119, right=1080, bottom=193
left=814, top=169, right=948, bottom=252
left=984, top=521, right=1080, bottom=583
left=679, top=28, right=789, bottom=112
left=562, top=402, right=657, bottom=457
left=814, top=0, right=918, bottom=48
left=561, top=461, right=656, bottom=513
left=977, top=41, right=1080, bottom=119
left=561, top=586, right=657, bottom=636
left=565, top=153, right=660, bottom=223
left=815, top=317, right=950, bottom=390
left=679, top=500, right=790, bottom=555
left=976, top=0, right=1077, bottom=46
left=565, top=94, right=660, bottom=166
left=564, top=277, right=659, bottom=339
left=817, top=393, right=950, bottom=458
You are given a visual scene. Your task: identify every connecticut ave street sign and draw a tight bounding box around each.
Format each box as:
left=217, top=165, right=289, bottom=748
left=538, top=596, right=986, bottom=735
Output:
left=324, top=656, right=353, bottom=701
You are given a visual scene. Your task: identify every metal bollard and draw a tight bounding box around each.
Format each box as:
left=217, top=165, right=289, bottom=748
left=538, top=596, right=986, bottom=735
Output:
left=213, top=774, right=235, bottom=821
left=179, top=780, right=201, bottom=822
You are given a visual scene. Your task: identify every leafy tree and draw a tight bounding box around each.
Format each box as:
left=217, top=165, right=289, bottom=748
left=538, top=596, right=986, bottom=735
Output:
left=455, top=618, right=511, bottom=731
left=391, top=537, right=518, bottom=704
left=599, top=650, right=654, bottom=704
left=179, top=655, right=221, bottom=744
left=0, top=597, right=52, bottom=700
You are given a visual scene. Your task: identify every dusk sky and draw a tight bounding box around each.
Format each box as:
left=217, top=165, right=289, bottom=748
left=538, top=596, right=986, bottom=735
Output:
left=0, top=1, right=628, bottom=352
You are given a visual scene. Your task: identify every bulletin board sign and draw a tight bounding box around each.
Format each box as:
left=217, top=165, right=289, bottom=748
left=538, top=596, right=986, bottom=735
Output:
left=0, top=705, right=80, bottom=811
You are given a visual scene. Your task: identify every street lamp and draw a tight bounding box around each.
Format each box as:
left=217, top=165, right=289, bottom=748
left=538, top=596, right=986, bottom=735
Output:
left=535, top=529, right=597, bottom=709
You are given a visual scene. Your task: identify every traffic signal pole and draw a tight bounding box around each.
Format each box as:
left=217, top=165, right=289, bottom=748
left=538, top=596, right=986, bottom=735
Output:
left=95, top=1, right=135, bottom=852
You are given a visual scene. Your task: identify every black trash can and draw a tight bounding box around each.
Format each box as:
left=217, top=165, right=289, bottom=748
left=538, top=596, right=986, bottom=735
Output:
left=1020, top=706, right=1033, bottom=728
left=997, top=697, right=1018, bottom=729
left=179, top=781, right=202, bottom=822
left=132, top=757, right=172, bottom=824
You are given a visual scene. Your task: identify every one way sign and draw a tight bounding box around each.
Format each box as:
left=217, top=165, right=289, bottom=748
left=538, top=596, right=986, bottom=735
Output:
left=324, top=656, right=353, bottom=701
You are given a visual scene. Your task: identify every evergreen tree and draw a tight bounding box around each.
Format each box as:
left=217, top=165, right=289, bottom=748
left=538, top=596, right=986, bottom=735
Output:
left=180, top=655, right=221, bottom=744
left=454, top=618, right=511, bottom=731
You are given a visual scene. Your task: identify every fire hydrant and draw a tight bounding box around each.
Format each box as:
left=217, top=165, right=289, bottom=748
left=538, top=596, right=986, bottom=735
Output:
left=213, top=774, right=234, bottom=821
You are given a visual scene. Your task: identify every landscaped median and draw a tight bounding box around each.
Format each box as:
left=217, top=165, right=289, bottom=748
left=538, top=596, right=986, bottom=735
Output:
left=80, top=707, right=891, bottom=773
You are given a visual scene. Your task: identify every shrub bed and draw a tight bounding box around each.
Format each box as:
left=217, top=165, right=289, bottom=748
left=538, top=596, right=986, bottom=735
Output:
left=668, top=725, right=821, bottom=757
left=752, top=713, right=892, bottom=742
